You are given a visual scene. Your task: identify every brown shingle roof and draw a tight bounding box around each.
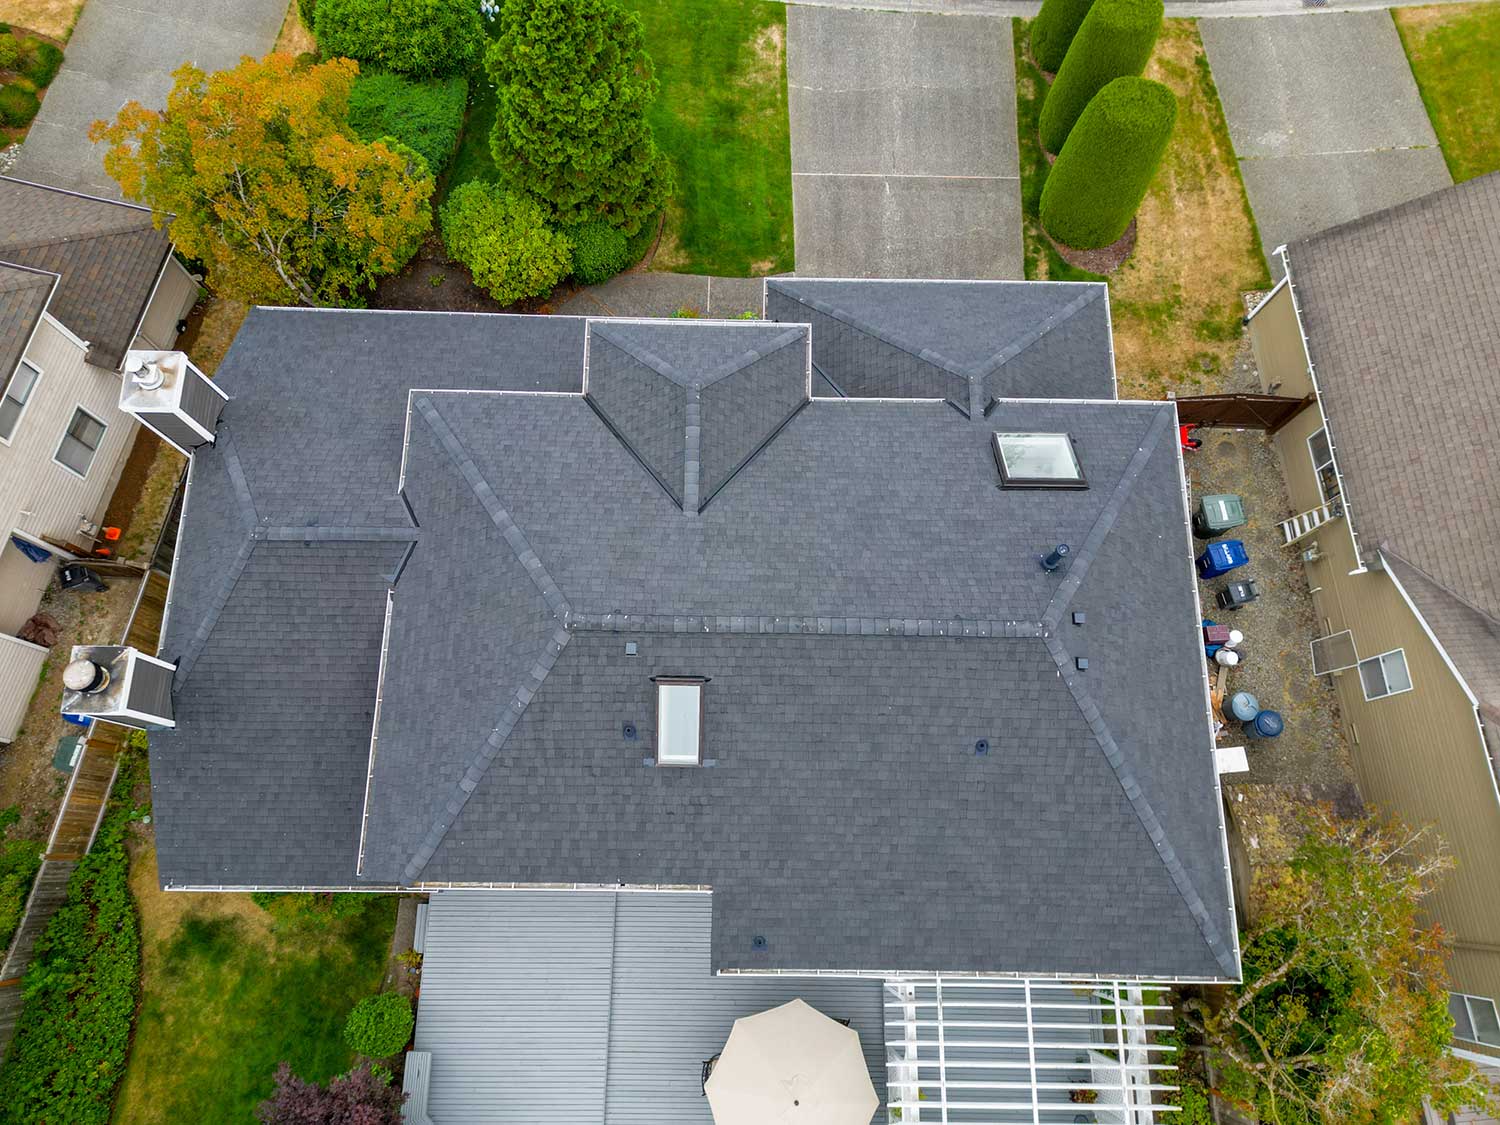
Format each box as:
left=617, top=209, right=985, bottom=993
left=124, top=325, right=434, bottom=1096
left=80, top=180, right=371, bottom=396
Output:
left=0, top=261, right=58, bottom=389
left=1287, top=172, right=1500, bottom=632
left=0, top=176, right=172, bottom=371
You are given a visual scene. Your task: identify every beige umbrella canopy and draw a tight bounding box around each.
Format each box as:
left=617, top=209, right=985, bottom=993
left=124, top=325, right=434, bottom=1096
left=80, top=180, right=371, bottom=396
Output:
left=705, top=998, right=879, bottom=1125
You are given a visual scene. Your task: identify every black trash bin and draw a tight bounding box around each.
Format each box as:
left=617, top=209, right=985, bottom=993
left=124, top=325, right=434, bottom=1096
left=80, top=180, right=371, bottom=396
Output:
left=59, top=564, right=108, bottom=593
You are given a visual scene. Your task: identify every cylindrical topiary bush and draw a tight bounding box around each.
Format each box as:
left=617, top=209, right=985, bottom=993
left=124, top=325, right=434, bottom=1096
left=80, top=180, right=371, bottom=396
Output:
left=1029, top=0, right=1097, bottom=73
left=569, top=221, right=631, bottom=285
left=344, top=992, right=414, bottom=1059
left=1038, top=0, right=1163, bottom=153
left=1040, top=76, right=1177, bottom=250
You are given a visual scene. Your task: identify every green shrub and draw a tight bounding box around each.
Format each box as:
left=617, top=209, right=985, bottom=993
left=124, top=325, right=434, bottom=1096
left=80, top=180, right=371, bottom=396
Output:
left=439, top=181, right=573, bottom=304
left=1040, top=76, right=1176, bottom=249
left=298, top=0, right=317, bottom=33
left=314, top=0, right=484, bottom=77
left=19, top=39, right=63, bottom=88
left=348, top=71, right=467, bottom=177
left=568, top=221, right=630, bottom=284
left=0, top=838, right=42, bottom=951
left=1029, top=0, right=1096, bottom=72
left=1038, top=0, right=1162, bottom=153
left=0, top=37, right=19, bottom=71
left=343, top=993, right=414, bottom=1059
left=0, top=84, right=39, bottom=127
left=0, top=740, right=145, bottom=1124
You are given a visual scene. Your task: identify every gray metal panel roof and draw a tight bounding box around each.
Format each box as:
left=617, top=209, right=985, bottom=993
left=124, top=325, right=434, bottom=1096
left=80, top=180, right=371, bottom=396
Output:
left=414, top=890, right=885, bottom=1125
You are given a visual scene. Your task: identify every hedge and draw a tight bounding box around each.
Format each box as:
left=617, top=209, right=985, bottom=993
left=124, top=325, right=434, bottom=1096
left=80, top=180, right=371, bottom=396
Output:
left=0, top=737, right=146, bottom=1125
left=19, top=39, right=63, bottom=88
left=314, top=0, right=485, bottom=78
left=1040, top=76, right=1177, bottom=249
left=0, top=84, right=38, bottom=128
left=568, top=221, right=630, bottom=285
left=439, top=181, right=573, bottom=305
left=1029, top=0, right=1097, bottom=72
left=348, top=71, right=467, bottom=178
left=1038, top=0, right=1162, bottom=153
left=344, top=993, right=414, bottom=1059
left=0, top=835, right=42, bottom=951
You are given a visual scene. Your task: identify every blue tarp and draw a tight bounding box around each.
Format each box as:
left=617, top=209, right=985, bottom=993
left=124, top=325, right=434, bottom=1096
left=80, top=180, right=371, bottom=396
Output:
left=9, top=535, right=52, bottom=564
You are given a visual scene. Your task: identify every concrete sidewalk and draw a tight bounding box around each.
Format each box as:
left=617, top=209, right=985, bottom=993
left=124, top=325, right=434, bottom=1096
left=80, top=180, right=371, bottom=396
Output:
left=550, top=273, right=768, bottom=319
left=1200, top=11, right=1451, bottom=263
left=786, top=6, right=1022, bottom=279
left=13, top=0, right=285, bottom=197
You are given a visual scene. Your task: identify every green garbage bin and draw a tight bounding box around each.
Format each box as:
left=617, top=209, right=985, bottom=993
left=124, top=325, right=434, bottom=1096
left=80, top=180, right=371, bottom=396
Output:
left=52, top=735, right=83, bottom=773
left=1193, top=493, right=1246, bottom=538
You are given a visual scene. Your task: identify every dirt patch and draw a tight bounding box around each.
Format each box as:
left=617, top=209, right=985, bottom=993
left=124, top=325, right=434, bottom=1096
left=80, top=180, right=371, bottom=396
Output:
left=128, top=835, right=272, bottom=954
left=370, top=231, right=520, bottom=313
left=0, top=2, right=81, bottom=42
left=274, top=0, right=315, bottom=56
left=1051, top=220, right=1136, bottom=274
left=740, top=22, right=785, bottom=89
left=176, top=292, right=248, bottom=377
left=646, top=210, right=692, bottom=274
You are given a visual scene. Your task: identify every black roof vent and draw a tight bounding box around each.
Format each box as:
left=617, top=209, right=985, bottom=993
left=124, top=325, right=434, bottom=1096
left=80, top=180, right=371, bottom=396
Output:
left=974, top=738, right=990, bottom=755
left=752, top=935, right=768, bottom=951
left=622, top=722, right=637, bottom=740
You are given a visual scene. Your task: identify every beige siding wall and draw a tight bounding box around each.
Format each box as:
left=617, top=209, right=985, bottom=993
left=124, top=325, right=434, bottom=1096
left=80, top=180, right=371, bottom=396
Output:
left=0, top=631, right=47, bottom=743
left=0, top=538, right=54, bottom=633
left=1248, top=284, right=1314, bottom=399
left=1450, top=948, right=1500, bottom=1060
left=1269, top=418, right=1500, bottom=1011
left=134, top=257, right=198, bottom=351
left=0, top=317, right=138, bottom=553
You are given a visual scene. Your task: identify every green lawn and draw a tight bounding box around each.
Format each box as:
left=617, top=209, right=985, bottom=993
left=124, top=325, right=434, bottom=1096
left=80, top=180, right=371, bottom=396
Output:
left=444, top=0, right=793, bottom=276
left=1395, top=3, right=1500, bottom=183
left=112, top=858, right=397, bottom=1125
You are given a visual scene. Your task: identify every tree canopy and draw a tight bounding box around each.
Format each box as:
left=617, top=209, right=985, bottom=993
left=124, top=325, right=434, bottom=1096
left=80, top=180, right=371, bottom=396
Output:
left=1184, top=809, right=1496, bottom=1124
left=91, top=54, right=433, bottom=307
left=487, top=0, right=672, bottom=236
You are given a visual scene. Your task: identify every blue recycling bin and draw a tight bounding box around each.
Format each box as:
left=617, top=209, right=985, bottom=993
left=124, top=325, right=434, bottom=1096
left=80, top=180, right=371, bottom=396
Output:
left=1244, top=709, right=1284, bottom=739
left=1196, top=539, right=1248, bottom=580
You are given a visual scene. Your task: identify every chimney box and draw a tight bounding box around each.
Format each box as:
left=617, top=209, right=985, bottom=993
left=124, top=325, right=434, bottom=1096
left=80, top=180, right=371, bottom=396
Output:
left=120, top=350, right=227, bottom=455
left=59, top=645, right=176, bottom=731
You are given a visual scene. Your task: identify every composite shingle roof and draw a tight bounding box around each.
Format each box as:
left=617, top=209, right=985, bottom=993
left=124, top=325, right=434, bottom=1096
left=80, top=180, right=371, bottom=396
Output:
left=0, top=261, right=57, bottom=389
left=151, top=283, right=1236, bottom=980
left=0, top=176, right=173, bottom=370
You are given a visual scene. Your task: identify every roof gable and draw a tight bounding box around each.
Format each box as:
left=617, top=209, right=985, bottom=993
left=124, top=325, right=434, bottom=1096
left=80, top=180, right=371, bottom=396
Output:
left=0, top=261, right=57, bottom=385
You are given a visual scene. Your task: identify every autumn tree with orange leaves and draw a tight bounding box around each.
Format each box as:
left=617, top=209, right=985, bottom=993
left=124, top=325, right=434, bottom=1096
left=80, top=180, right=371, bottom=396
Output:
left=91, top=54, right=432, bottom=306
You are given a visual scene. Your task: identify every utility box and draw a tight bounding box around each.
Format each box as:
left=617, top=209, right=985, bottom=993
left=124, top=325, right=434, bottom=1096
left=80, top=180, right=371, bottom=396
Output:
left=1196, top=539, right=1248, bottom=580
left=1193, top=494, right=1246, bottom=538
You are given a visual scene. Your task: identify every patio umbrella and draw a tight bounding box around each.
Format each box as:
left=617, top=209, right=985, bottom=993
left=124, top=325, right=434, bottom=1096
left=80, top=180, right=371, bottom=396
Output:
left=705, top=998, right=879, bottom=1125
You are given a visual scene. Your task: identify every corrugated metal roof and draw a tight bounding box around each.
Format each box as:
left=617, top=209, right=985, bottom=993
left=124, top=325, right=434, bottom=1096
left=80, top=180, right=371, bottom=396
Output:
left=415, top=890, right=886, bottom=1124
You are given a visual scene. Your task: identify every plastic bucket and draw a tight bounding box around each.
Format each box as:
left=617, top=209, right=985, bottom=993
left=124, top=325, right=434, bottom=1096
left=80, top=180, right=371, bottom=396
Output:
left=1228, top=692, right=1260, bottom=723
left=1246, top=709, right=1284, bottom=739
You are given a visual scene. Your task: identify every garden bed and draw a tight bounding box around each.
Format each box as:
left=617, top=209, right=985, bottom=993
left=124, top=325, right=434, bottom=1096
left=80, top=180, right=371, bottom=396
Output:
left=0, top=22, right=64, bottom=143
left=1015, top=18, right=1270, bottom=399
left=1395, top=2, right=1500, bottom=183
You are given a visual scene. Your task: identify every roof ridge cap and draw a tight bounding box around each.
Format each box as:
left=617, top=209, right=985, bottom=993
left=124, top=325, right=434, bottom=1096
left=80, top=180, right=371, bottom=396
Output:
left=769, top=284, right=971, bottom=378
left=0, top=220, right=162, bottom=255
left=967, top=284, right=1104, bottom=382
left=696, top=325, right=809, bottom=390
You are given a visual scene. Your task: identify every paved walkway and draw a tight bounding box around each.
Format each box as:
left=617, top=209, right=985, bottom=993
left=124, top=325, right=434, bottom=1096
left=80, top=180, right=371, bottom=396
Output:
left=13, top=0, right=285, bottom=197
left=1200, top=11, right=1451, bottom=265
left=786, top=6, right=1022, bottom=279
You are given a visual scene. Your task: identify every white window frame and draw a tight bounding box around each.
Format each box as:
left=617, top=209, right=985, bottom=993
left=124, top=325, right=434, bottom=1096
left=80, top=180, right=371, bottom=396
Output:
left=0, top=358, right=41, bottom=445
left=1359, top=648, right=1413, bottom=702
left=53, top=405, right=108, bottom=479
left=655, top=679, right=704, bottom=766
left=1450, top=992, right=1500, bottom=1048
left=1307, top=427, right=1341, bottom=506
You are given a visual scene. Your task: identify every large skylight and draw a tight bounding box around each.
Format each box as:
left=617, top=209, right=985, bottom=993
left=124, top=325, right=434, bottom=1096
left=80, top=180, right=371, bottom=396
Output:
left=656, top=679, right=704, bottom=765
left=993, top=431, right=1087, bottom=489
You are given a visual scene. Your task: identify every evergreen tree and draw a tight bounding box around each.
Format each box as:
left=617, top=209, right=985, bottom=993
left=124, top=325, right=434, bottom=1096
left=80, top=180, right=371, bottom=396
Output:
left=487, top=0, right=672, bottom=236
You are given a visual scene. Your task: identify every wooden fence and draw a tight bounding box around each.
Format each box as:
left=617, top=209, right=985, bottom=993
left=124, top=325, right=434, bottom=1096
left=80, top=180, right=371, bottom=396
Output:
left=1173, top=393, right=1314, bottom=433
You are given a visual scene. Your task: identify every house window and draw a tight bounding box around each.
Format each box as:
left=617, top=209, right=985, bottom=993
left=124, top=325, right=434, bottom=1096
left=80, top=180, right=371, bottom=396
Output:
left=655, top=678, right=704, bottom=765
left=993, top=432, right=1087, bottom=489
left=0, top=359, right=39, bottom=442
left=1449, top=993, right=1500, bottom=1048
left=1307, top=428, right=1341, bottom=505
left=1358, top=649, right=1412, bottom=701
left=55, top=407, right=106, bottom=477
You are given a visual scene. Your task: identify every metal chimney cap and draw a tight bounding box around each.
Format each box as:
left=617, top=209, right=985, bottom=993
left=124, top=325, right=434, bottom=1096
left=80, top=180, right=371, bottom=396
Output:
left=63, top=658, right=107, bottom=693
left=131, top=362, right=166, bottom=392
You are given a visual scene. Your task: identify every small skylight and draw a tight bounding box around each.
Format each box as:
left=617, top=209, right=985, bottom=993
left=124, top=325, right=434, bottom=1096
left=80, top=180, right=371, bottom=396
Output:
left=993, top=432, right=1087, bottom=489
left=655, top=678, right=704, bottom=765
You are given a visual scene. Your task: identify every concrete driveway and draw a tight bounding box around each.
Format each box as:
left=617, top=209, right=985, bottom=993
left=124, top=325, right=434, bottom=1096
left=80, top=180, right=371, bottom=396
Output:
left=787, top=6, right=1022, bottom=279
left=12, top=0, right=285, bottom=197
left=1200, top=12, right=1451, bottom=263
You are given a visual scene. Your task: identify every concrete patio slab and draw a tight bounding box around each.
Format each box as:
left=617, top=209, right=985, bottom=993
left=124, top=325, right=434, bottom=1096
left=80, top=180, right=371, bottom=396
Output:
left=787, top=5, right=1022, bottom=278
left=12, top=0, right=285, bottom=197
left=1199, top=11, right=1451, bottom=260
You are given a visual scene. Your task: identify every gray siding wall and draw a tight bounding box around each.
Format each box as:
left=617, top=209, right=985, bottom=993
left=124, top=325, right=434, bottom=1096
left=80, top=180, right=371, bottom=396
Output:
left=137, top=410, right=206, bottom=455
left=179, top=370, right=225, bottom=439
left=126, top=657, right=174, bottom=725
left=415, top=890, right=885, bottom=1125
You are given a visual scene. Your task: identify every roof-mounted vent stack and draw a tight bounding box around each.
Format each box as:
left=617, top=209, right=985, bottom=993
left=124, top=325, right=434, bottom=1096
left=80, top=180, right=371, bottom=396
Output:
left=583, top=320, right=810, bottom=512
left=60, top=645, right=176, bottom=730
left=120, top=349, right=228, bottom=455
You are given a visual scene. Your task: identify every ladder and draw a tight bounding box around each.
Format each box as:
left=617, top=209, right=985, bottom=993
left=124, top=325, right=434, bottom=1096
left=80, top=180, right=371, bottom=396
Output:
left=1280, top=501, right=1341, bottom=545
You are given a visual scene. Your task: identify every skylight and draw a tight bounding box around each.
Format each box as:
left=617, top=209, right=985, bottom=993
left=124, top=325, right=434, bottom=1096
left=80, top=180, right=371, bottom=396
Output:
left=655, top=679, right=704, bottom=765
left=993, top=432, right=1087, bottom=489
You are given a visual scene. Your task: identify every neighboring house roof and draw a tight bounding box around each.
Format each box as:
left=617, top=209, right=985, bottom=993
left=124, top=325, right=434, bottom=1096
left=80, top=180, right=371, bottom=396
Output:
left=0, top=261, right=58, bottom=386
left=0, top=176, right=173, bottom=371
left=412, top=890, right=887, bottom=1124
left=149, top=281, right=1236, bottom=980
left=1285, top=172, right=1500, bottom=719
